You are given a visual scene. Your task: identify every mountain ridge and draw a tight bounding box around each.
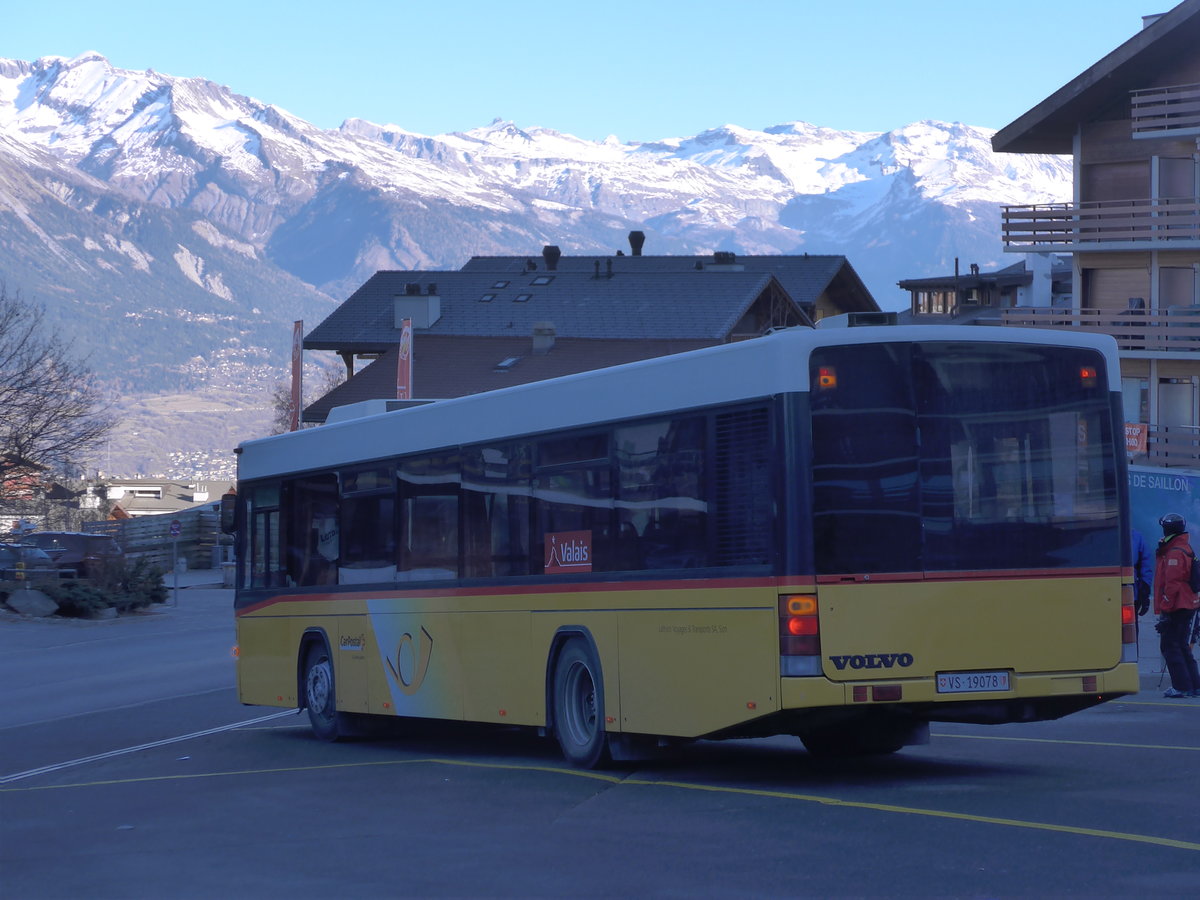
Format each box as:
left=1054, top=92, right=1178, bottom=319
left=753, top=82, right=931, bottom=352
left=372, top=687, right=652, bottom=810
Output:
left=0, top=51, right=1071, bottom=478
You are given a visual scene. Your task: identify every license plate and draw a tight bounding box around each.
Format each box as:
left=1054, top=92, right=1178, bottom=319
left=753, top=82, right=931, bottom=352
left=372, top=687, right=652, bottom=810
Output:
left=936, top=670, right=1011, bottom=694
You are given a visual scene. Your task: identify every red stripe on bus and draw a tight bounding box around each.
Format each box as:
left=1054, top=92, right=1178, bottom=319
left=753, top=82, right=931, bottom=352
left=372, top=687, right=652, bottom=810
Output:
left=816, top=567, right=1121, bottom=584
left=234, top=574, right=820, bottom=616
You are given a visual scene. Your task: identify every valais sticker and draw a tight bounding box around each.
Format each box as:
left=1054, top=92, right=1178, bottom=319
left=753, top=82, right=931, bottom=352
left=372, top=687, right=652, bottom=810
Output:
left=544, top=531, right=592, bottom=574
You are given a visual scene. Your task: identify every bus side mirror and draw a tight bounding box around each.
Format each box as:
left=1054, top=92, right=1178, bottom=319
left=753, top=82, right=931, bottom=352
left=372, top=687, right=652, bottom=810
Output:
left=220, top=490, right=237, bottom=535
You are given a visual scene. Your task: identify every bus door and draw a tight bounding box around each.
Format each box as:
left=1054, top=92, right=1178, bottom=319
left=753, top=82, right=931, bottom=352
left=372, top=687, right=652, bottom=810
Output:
left=808, top=341, right=1122, bottom=684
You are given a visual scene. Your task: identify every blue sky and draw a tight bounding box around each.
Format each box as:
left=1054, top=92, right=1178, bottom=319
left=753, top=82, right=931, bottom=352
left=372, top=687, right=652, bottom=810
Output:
left=1, top=0, right=1164, bottom=141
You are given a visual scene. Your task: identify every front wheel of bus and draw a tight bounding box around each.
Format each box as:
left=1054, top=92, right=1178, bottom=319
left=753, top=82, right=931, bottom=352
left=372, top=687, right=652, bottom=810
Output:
left=303, top=644, right=345, bottom=742
left=552, top=639, right=611, bottom=769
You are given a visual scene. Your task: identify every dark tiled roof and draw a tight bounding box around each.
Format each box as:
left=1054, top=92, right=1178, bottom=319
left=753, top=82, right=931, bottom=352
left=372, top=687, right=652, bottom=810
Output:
left=305, top=269, right=793, bottom=351
left=461, top=252, right=876, bottom=312
left=303, top=336, right=712, bottom=423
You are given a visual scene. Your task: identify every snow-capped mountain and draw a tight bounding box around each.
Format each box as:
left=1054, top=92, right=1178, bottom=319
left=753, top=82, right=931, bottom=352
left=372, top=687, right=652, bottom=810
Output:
left=0, top=52, right=1071, bottom=475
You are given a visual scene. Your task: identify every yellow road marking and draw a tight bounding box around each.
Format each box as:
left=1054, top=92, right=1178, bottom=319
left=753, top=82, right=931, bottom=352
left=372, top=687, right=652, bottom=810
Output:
left=4, top=756, right=1198, bottom=852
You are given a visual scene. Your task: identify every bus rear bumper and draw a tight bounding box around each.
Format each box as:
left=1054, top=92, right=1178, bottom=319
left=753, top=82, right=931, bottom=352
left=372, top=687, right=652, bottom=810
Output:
left=780, top=662, right=1140, bottom=723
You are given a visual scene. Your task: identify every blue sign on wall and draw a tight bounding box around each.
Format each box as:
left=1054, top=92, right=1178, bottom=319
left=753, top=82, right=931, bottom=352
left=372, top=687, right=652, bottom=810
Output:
left=1129, top=465, right=1200, bottom=547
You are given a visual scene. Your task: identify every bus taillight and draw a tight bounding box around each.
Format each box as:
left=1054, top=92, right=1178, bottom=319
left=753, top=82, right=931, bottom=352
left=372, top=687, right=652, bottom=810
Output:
left=1120, top=583, right=1137, bottom=662
left=780, top=594, right=821, bottom=676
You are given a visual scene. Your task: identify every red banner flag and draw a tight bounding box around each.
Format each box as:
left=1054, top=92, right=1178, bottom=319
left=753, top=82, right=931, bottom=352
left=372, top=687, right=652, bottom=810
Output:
left=290, top=320, right=303, bottom=432
left=397, top=318, right=413, bottom=400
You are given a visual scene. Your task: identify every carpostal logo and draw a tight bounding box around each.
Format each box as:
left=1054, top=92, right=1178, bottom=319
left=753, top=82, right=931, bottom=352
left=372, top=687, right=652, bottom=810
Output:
left=829, top=652, right=914, bottom=671
left=545, top=530, right=592, bottom=574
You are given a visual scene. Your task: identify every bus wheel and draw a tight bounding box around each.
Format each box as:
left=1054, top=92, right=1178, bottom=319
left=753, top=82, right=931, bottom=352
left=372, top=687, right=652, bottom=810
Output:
left=552, top=639, right=611, bottom=768
left=303, top=644, right=345, bottom=742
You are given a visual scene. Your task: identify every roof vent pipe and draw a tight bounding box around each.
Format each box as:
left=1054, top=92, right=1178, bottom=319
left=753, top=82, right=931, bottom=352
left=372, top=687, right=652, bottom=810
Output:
left=628, top=230, right=645, bottom=257
left=542, top=245, right=561, bottom=271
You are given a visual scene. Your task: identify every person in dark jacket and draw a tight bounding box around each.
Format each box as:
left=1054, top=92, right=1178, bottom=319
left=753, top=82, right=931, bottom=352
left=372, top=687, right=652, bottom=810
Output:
left=1132, top=528, right=1153, bottom=619
left=1152, top=513, right=1200, bottom=698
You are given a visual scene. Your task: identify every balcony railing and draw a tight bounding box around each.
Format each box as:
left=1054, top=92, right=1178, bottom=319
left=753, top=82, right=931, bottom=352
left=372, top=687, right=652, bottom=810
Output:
left=1131, top=82, right=1200, bottom=137
left=1127, top=423, right=1200, bottom=469
left=999, top=306, right=1200, bottom=353
left=1001, top=198, right=1200, bottom=248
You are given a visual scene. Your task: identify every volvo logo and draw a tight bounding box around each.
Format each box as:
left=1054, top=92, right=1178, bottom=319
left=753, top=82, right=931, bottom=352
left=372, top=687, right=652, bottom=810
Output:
left=829, top=653, right=914, bottom=670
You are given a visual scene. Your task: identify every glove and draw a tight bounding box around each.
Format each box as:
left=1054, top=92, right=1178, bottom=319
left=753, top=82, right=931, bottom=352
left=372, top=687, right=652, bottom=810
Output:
left=1135, top=583, right=1150, bottom=616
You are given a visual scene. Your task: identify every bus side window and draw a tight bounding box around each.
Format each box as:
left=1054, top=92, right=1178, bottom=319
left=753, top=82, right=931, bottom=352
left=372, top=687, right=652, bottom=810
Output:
left=615, top=417, right=708, bottom=571
left=534, top=432, right=612, bottom=573
left=246, top=482, right=283, bottom=589
left=462, top=442, right=534, bottom=578
left=398, top=451, right=461, bottom=581
left=286, top=473, right=339, bottom=586
left=339, top=466, right=396, bottom=584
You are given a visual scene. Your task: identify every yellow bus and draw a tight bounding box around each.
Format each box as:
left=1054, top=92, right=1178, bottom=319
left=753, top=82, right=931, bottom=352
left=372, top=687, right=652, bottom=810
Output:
left=230, top=325, right=1139, bottom=766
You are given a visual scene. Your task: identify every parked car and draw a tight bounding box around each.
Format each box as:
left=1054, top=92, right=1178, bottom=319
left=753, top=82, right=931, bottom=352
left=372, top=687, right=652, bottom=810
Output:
left=0, top=543, right=58, bottom=580
left=23, top=532, right=123, bottom=577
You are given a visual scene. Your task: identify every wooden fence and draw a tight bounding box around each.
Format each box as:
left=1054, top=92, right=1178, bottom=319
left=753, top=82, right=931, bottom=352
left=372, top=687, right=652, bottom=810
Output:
left=85, top=503, right=233, bottom=571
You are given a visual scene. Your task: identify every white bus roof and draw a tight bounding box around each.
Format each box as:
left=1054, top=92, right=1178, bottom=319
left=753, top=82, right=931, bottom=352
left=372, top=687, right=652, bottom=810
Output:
left=237, top=325, right=1120, bottom=481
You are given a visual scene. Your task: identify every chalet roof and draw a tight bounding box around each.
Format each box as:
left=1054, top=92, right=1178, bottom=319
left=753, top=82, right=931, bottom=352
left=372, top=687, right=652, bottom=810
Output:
left=304, top=268, right=802, bottom=352
left=461, top=252, right=877, bottom=313
left=897, top=259, right=1072, bottom=290
left=303, top=336, right=712, bottom=423
left=993, top=0, right=1200, bottom=154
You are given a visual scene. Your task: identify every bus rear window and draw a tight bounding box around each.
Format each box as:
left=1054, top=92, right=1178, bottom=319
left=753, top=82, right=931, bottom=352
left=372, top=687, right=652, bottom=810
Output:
left=810, top=342, right=1119, bottom=575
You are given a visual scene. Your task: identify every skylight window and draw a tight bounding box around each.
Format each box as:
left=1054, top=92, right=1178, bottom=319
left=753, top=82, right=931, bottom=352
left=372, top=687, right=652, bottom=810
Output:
left=480, top=293, right=496, bottom=302
left=495, top=356, right=522, bottom=370
left=492, top=280, right=510, bottom=289
left=514, top=293, right=533, bottom=303
left=531, top=275, right=554, bottom=286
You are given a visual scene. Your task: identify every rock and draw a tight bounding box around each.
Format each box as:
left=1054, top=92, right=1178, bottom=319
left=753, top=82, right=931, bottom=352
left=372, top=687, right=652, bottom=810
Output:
left=5, top=588, right=59, bottom=617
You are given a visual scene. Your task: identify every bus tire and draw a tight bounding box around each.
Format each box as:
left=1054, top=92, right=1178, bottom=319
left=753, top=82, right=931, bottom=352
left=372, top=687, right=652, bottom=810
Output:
left=552, top=638, right=611, bottom=769
left=302, top=643, right=346, bottom=742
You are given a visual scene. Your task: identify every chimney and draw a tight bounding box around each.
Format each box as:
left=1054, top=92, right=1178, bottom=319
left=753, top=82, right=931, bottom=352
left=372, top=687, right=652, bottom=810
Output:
left=628, top=230, right=645, bottom=257
left=606, top=259, right=613, bottom=278
left=395, top=288, right=441, bottom=329
left=405, top=282, right=421, bottom=295
left=532, top=321, right=556, bottom=355
left=542, top=245, right=561, bottom=271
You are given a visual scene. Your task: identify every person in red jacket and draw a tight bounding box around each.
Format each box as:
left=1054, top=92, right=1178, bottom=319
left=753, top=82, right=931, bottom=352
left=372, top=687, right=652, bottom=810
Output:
left=1153, top=513, right=1200, bottom=698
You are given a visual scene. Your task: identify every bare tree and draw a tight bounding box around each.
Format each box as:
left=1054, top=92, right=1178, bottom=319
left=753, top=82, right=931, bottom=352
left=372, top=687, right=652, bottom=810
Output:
left=0, top=286, right=112, bottom=499
left=268, top=359, right=346, bottom=435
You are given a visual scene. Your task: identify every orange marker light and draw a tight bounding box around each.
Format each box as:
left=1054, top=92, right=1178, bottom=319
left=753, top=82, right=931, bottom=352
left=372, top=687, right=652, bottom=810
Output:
left=782, top=595, right=817, bottom=616
left=818, top=366, right=837, bottom=389
left=1080, top=366, right=1097, bottom=387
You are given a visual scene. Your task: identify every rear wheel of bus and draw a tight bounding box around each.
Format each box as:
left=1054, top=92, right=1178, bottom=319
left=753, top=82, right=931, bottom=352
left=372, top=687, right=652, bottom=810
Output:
left=552, top=638, right=611, bottom=768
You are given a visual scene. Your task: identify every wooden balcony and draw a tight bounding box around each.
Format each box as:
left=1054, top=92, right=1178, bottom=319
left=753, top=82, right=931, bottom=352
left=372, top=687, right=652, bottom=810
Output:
left=1131, top=82, right=1200, bottom=137
left=1001, top=198, right=1200, bottom=249
left=999, top=306, right=1200, bottom=353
